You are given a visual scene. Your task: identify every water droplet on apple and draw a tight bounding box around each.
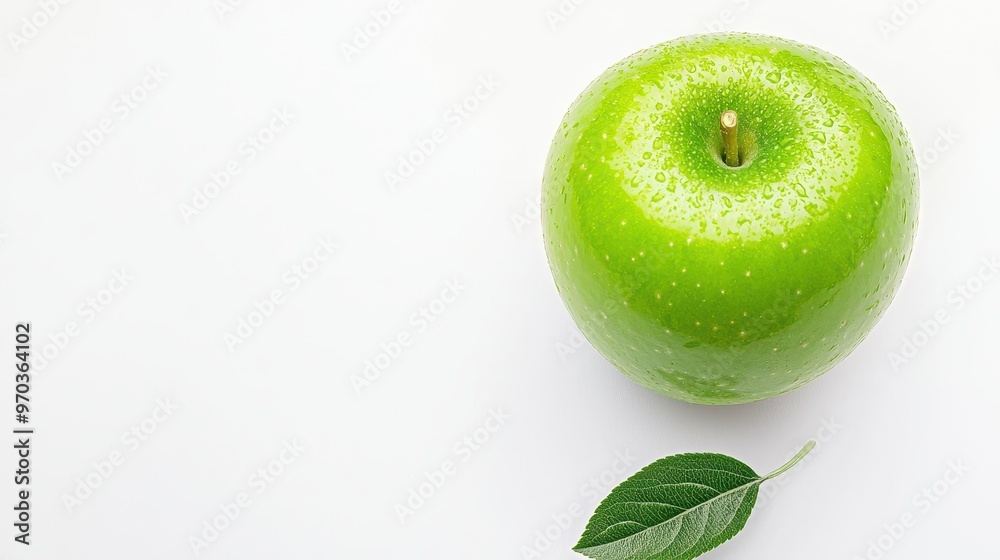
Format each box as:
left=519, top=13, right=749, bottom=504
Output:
left=805, top=203, right=824, bottom=217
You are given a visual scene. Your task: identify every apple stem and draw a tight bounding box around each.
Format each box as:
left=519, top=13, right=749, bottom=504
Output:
left=720, top=110, right=739, bottom=167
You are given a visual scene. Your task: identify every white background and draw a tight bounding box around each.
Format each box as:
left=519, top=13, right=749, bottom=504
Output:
left=1, top=0, right=998, bottom=558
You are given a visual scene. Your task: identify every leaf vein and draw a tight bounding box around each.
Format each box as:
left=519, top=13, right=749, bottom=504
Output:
left=589, top=520, right=650, bottom=543
left=636, top=481, right=721, bottom=495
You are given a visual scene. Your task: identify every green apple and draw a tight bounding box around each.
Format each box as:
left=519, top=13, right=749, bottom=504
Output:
left=542, top=33, right=918, bottom=405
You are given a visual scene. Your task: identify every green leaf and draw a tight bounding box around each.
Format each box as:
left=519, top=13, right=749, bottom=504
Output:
left=573, top=441, right=815, bottom=560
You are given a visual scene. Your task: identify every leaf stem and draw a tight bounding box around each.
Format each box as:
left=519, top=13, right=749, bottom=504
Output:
left=764, top=440, right=816, bottom=480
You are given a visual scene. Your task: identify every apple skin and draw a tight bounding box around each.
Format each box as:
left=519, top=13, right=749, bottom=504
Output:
left=542, top=33, right=918, bottom=405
